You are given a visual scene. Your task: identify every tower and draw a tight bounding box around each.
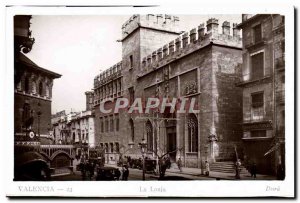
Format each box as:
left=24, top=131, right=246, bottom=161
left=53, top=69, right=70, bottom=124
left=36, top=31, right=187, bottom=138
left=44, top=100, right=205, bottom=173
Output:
left=121, top=14, right=181, bottom=88
left=85, top=91, right=94, bottom=111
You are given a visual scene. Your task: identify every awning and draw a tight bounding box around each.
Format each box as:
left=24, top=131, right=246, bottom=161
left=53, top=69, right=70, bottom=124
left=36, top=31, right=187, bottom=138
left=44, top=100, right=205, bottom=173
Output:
left=15, top=151, right=48, bottom=168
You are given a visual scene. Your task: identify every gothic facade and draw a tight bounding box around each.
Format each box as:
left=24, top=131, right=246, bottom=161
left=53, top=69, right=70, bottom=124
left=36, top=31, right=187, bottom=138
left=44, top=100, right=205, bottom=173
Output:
left=92, top=15, right=243, bottom=169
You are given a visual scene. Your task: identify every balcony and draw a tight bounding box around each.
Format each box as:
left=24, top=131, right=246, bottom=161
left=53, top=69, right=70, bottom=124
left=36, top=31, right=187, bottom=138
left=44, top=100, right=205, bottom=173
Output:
left=251, top=107, right=264, bottom=122
left=236, top=74, right=272, bottom=87
left=244, top=38, right=267, bottom=51
left=243, top=101, right=274, bottom=131
left=243, top=119, right=273, bottom=131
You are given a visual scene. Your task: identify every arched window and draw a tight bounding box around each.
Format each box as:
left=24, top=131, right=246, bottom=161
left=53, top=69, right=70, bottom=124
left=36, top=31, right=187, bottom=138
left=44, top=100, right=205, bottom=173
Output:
left=146, top=120, right=153, bottom=151
left=73, top=132, right=75, bottom=141
left=38, top=81, right=43, bottom=96
left=129, top=119, right=134, bottom=143
left=24, top=77, right=30, bottom=93
left=31, top=81, right=36, bottom=94
left=187, top=114, right=198, bottom=152
left=45, top=84, right=50, bottom=97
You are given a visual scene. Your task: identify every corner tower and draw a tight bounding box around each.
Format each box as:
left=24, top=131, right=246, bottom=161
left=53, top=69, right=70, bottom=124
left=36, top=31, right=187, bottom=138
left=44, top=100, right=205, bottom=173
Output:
left=121, top=14, right=181, bottom=87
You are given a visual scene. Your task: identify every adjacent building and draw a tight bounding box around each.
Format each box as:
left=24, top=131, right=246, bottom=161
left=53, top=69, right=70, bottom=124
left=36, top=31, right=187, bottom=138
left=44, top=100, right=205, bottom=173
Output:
left=237, top=14, right=285, bottom=176
left=51, top=91, right=95, bottom=161
left=92, top=15, right=244, bottom=169
left=13, top=16, right=76, bottom=179
left=51, top=110, right=74, bottom=144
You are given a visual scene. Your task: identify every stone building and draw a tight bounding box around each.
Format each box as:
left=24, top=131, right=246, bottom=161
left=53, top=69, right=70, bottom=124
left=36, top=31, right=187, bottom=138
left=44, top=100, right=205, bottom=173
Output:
left=70, top=109, right=95, bottom=157
left=51, top=110, right=75, bottom=144
left=237, top=14, right=285, bottom=176
left=15, top=52, right=61, bottom=145
left=93, top=15, right=243, bottom=169
left=13, top=16, right=76, bottom=179
left=51, top=91, right=95, bottom=159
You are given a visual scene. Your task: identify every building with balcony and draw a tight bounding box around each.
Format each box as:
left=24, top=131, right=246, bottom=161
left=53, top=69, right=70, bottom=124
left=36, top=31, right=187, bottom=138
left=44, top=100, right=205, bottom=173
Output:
left=70, top=109, right=95, bottom=157
left=51, top=91, right=95, bottom=163
left=237, top=14, right=285, bottom=176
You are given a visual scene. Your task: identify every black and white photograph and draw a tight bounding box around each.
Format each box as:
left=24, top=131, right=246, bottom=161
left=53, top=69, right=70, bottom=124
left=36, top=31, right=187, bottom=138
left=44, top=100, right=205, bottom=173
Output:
left=3, top=3, right=295, bottom=198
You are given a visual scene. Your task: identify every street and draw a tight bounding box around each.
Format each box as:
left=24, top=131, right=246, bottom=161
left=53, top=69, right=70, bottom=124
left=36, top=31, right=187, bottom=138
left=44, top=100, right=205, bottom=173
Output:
left=51, top=166, right=215, bottom=181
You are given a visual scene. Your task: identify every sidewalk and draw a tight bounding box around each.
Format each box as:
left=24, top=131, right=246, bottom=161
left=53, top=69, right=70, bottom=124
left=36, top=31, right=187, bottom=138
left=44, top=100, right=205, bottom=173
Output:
left=105, top=163, right=276, bottom=180
left=166, top=166, right=277, bottom=180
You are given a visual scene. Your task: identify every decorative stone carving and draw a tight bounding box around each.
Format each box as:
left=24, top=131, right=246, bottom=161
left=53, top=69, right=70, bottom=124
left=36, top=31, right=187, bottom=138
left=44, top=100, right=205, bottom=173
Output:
left=185, top=81, right=197, bottom=95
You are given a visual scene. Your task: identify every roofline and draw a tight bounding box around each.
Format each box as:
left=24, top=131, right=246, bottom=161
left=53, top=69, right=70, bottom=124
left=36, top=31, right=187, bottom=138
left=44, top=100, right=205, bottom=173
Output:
left=21, top=61, right=62, bottom=78
left=121, top=25, right=181, bottom=42
left=18, top=54, right=62, bottom=78
left=137, top=42, right=242, bottom=80
left=237, top=14, right=270, bottom=29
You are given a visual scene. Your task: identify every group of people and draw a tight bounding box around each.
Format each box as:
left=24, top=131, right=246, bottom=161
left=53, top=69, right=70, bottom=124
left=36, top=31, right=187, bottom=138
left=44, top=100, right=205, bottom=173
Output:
left=109, top=164, right=129, bottom=181
left=79, top=160, right=96, bottom=180
left=120, top=165, right=129, bottom=180
left=158, top=156, right=172, bottom=178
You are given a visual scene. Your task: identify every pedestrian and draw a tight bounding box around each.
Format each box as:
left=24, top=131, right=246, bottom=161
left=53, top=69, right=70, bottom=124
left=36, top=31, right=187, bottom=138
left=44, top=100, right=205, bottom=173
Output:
left=205, top=161, right=210, bottom=176
left=159, top=158, right=167, bottom=179
left=80, top=162, right=86, bottom=180
left=177, top=158, right=182, bottom=172
left=115, top=169, right=121, bottom=180
left=127, top=156, right=132, bottom=168
left=166, top=156, right=171, bottom=169
left=122, top=165, right=129, bottom=180
left=235, top=159, right=241, bottom=179
left=277, top=163, right=284, bottom=180
left=250, top=162, right=257, bottom=179
left=89, top=161, right=95, bottom=180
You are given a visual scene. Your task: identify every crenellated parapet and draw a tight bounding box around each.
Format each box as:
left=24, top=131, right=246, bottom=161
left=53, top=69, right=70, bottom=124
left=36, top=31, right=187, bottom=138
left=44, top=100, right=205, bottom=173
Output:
left=122, top=14, right=181, bottom=40
left=139, top=18, right=242, bottom=78
left=94, top=61, right=122, bottom=89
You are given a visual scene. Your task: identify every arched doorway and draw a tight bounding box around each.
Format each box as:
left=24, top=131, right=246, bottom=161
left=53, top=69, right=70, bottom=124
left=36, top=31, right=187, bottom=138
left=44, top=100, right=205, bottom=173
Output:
left=50, top=151, right=72, bottom=175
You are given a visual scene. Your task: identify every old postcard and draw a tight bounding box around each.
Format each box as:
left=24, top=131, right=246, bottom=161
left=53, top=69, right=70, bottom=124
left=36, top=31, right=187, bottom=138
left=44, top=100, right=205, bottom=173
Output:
left=4, top=4, right=295, bottom=198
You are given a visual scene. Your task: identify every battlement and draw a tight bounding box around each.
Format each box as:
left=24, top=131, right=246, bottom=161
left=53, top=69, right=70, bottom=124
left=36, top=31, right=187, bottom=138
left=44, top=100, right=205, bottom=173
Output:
left=122, top=14, right=181, bottom=40
left=94, top=61, right=122, bottom=88
left=139, top=18, right=242, bottom=78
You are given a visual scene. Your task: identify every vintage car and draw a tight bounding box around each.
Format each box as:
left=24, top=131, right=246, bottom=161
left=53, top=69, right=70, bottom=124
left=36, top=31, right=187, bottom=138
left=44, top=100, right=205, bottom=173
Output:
left=145, top=159, right=157, bottom=173
left=95, top=166, right=121, bottom=181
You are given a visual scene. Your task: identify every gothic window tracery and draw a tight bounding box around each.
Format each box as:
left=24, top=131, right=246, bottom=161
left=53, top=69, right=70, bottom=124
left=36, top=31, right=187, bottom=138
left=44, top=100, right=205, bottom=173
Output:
left=187, top=114, right=198, bottom=152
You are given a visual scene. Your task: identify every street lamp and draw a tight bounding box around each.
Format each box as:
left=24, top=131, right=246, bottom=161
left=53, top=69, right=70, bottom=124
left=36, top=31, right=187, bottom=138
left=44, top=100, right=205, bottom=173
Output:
left=139, top=138, right=147, bottom=181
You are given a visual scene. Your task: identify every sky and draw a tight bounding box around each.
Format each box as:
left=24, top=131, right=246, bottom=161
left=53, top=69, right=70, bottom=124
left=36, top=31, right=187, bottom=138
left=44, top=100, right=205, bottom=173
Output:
left=26, top=14, right=241, bottom=114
